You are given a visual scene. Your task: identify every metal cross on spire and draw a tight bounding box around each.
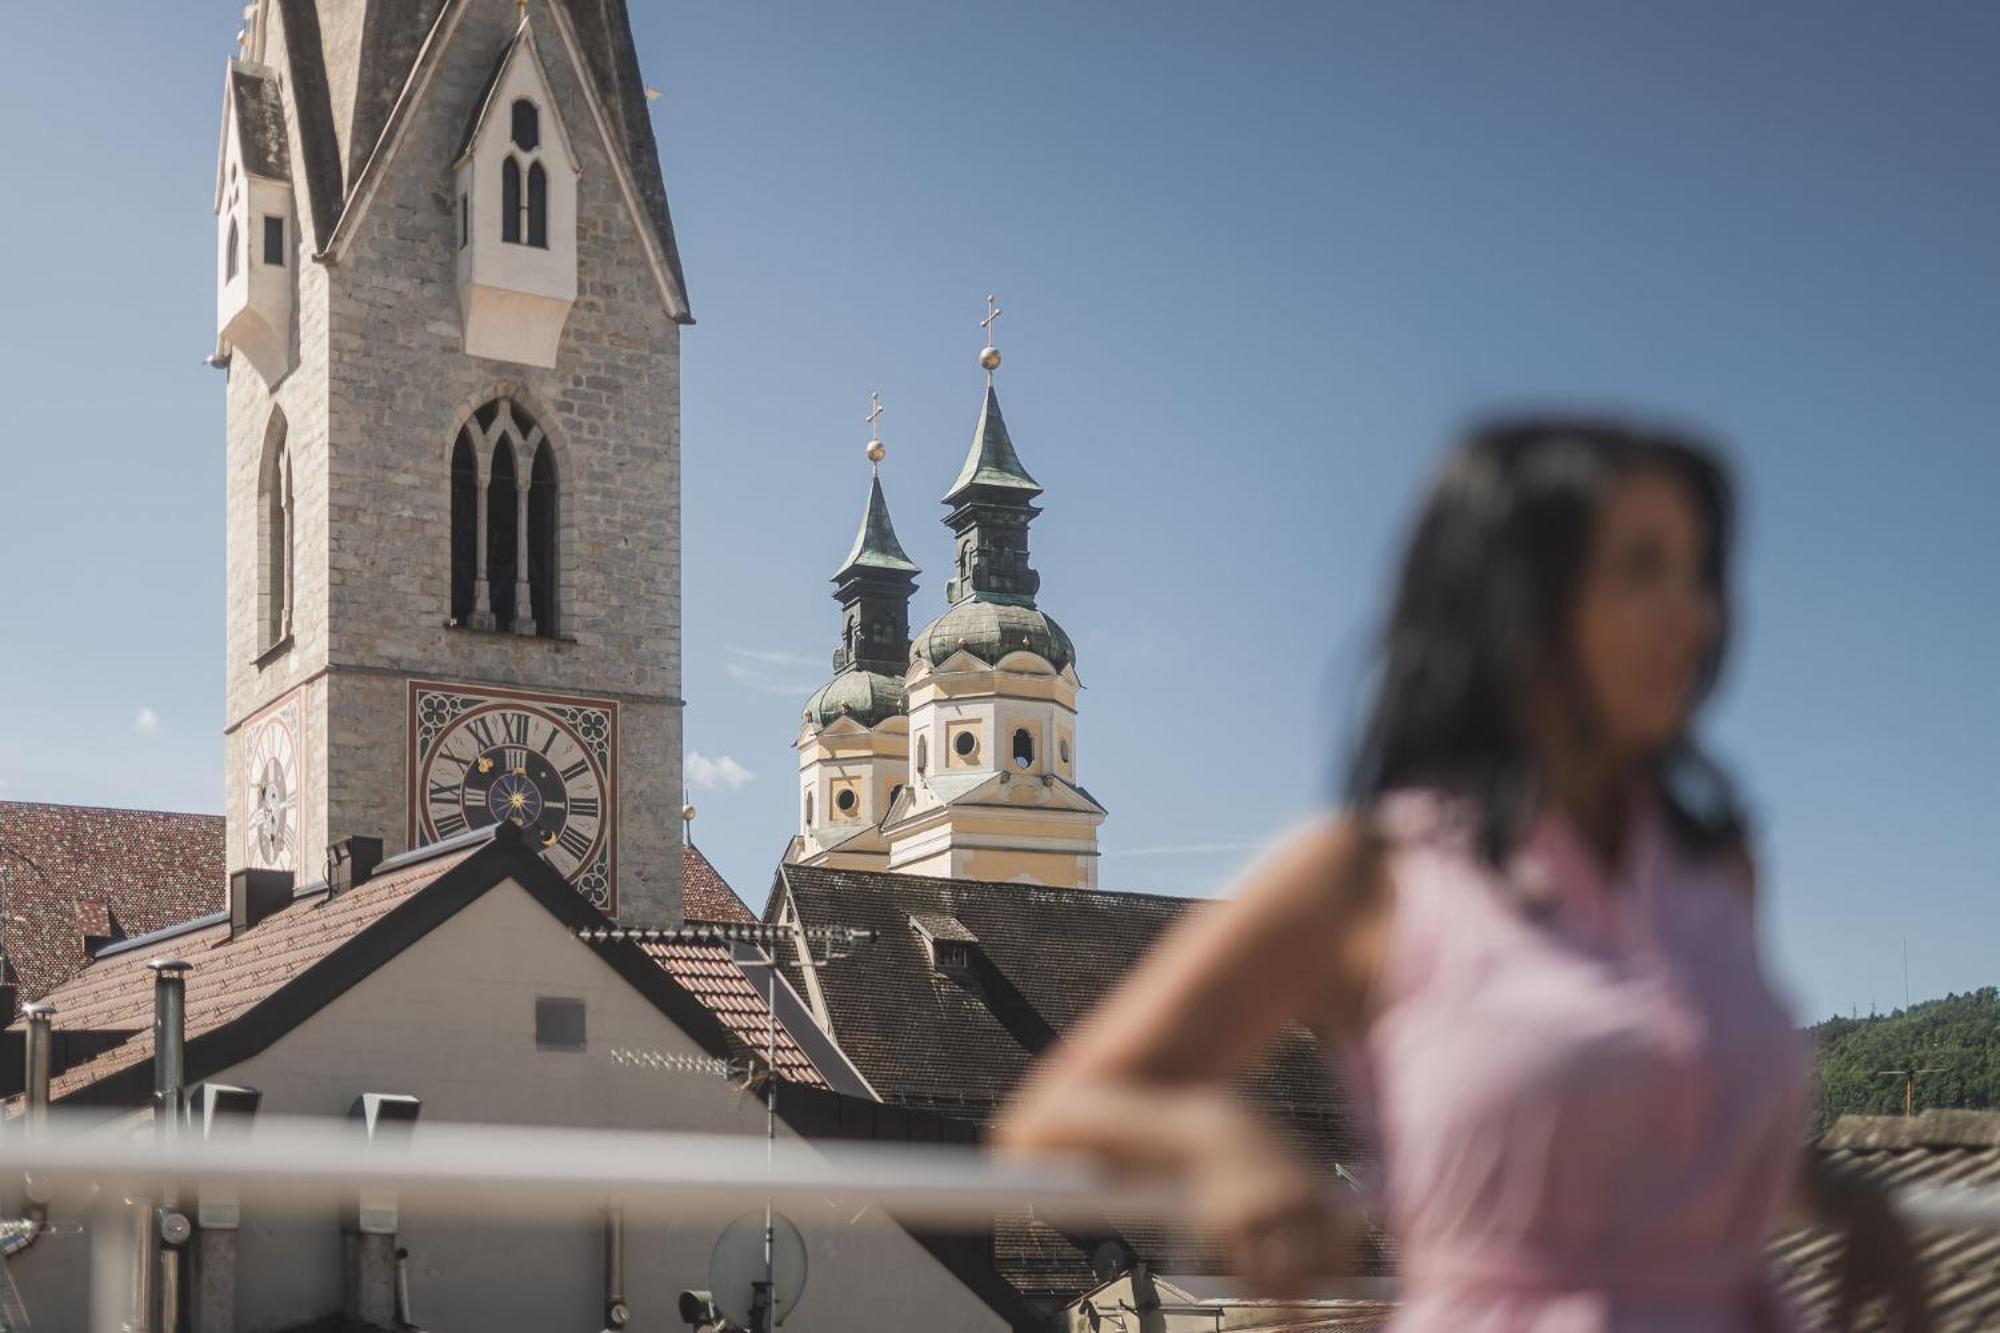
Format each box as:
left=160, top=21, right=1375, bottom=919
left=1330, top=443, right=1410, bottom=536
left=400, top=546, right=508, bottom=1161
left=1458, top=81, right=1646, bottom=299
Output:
left=979, top=294, right=1003, bottom=382
left=864, top=392, right=885, bottom=466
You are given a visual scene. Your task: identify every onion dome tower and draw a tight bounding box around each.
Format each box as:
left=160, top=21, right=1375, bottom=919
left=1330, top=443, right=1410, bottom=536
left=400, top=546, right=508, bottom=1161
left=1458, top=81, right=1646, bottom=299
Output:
left=885, top=298, right=1106, bottom=887
left=789, top=396, right=921, bottom=871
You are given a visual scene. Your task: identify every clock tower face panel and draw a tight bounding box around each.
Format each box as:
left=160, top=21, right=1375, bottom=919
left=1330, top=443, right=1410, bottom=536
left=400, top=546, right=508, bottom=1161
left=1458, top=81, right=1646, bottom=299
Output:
left=408, top=681, right=618, bottom=911
left=243, top=695, right=303, bottom=872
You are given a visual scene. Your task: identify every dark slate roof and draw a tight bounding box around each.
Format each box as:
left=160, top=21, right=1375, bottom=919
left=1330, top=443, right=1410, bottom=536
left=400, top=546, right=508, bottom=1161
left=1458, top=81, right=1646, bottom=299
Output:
left=344, top=0, right=449, bottom=186
left=230, top=65, right=291, bottom=180
left=771, top=865, right=1360, bottom=1147
left=265, top=0, right=689, bottom=308
left=1771, top=1110, right=2000, bottom=1331
left=272, top=0, right=348, bottom=250
left=945, top=386, right=1041, bottom=503
left=0, top=802, right=223, bottom=1010
left=836, top=473, right=919, bottom=579
left=770, top=864, right=1382, bottom=1297
left=553, top=0, right=692, bottom=311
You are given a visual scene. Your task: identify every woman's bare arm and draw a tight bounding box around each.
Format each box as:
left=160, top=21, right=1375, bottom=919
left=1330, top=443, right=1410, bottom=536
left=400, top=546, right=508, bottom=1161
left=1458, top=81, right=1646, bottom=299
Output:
left=996, top=813, right=1389, bottom=1140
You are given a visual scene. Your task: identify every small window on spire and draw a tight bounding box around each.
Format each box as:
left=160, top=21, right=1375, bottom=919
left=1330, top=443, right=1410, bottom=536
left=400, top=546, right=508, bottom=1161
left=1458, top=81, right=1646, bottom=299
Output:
left=262, top=216, right=284, bottom=266
left=226, top=218, right=240, bottom=281
left=511, top=99, right=540, bottom=152
left=1012, top=728, right=1034, bottom=770
left=916, top=736, right=929, bottom=776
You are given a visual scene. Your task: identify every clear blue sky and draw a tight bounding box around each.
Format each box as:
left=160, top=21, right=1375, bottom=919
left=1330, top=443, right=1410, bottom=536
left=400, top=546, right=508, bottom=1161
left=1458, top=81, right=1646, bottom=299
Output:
left=2, top=2, right=1994, bottom=1023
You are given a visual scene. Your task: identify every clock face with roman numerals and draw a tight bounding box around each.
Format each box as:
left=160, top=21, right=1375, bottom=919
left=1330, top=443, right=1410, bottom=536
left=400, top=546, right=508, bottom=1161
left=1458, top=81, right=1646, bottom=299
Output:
left=408, top=683, right=616, bottom=909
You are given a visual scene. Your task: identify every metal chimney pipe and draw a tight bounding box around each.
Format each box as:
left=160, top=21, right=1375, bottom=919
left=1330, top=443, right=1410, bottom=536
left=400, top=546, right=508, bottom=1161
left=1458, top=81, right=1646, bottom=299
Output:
left=23, top=1001, right=53, bottom=1137
left=394, top=1248, right=415, bottom=1329
left=22, top=1001, right=54, bottom=1228
left=148, top=959, right=192, bottom=1333
left=603, top=1205, right=628, bottom=1329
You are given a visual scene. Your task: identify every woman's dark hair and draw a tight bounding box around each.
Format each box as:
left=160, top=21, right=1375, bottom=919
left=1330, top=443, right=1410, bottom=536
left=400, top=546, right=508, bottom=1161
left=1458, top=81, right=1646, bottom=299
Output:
left=1345, top=414, right=1747, bottom=864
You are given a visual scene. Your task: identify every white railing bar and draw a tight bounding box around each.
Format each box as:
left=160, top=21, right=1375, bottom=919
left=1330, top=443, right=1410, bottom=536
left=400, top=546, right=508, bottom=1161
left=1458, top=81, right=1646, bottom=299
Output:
left=0, top=1113, right=1994, bottom=1232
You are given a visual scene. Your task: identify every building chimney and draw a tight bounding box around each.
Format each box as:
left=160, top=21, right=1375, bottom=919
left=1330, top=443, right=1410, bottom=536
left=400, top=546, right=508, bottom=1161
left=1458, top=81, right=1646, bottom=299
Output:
left=192, top=1083, right=261, bottom=1333
left=325, top=837, right=385, bottom=898
left=21, top=1002, right=54, bottom=1230
left=345, top=1092, right=420, bottom=1326
left=149, top=959, right=193, bottom=1333
left=227, top=869, right=293, bottom=938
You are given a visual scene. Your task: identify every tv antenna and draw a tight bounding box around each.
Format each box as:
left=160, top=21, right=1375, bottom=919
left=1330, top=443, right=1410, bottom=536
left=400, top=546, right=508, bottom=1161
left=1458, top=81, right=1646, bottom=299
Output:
left=579, top=921, right=874, bottom=1330
left=1876, top=1064, right=1948, bottom=1118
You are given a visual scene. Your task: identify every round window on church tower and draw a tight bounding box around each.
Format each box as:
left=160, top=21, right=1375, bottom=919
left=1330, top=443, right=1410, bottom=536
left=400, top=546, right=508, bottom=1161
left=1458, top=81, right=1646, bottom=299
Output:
left=954, top=730, right=977, bottom=759
left=1059, top=737, right=1071, bottom=765
left=836, top=787, right=858, bottom=815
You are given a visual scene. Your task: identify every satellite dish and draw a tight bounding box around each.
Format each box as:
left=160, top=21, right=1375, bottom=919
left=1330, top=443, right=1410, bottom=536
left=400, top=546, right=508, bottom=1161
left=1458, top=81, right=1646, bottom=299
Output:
left=708, top=1210, right=807, bottom=1331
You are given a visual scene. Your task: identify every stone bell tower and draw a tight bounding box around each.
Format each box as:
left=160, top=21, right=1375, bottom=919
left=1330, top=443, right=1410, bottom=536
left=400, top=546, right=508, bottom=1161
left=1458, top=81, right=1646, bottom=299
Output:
left=215, top=0, right=690, bottom=924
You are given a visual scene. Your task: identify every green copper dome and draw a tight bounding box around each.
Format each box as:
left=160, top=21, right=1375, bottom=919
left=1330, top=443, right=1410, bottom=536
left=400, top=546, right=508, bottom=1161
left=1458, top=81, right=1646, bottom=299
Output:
left=804, top=669, right=906, bottom=730
left=912, top=598, right=1075, bottom=674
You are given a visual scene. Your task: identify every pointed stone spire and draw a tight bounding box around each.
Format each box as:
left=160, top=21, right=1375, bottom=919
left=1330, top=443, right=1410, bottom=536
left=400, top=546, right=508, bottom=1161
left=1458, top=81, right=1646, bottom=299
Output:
left=942, top=391, right=1043, bottom=607
left=814, top=397, right=919, bottom=705
left=943, top=385, right=1042, bottom=504
left=836, top=472, right=920, bottom=581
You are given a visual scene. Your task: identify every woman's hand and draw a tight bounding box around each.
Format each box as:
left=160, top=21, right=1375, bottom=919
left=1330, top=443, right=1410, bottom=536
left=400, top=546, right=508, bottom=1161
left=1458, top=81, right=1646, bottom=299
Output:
left=1806, top=1158, right=1933, bottom=1332
left=1187, top=1119, right=1358, bottom=1298
left=995, top=1081, right=1357, bottom=1297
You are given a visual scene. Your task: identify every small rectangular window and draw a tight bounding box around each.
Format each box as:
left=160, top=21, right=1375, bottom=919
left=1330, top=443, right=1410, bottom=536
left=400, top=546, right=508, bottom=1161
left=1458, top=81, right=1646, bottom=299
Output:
left=262, top=216, right=284, bottom=266
left=460, top=194, right=469, bottom=248
left=535, top=996, right=586, bottom=1052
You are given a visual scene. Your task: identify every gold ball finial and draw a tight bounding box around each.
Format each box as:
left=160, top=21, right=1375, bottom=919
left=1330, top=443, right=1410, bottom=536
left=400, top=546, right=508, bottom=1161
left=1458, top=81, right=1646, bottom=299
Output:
left=681, top=803, right=696, bottom=824
left=866, top=440, right=886, bottom=464
left=979, top=346, right=1002, bottom=372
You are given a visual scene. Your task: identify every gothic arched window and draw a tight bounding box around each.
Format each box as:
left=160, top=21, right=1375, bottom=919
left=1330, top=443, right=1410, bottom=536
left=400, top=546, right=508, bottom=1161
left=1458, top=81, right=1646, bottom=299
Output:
left=449, top=433, right=478, bottom=624
left=257, top=409, right=292, bottom=651
left=449, top=399, right=559, bottom=637
left=511, top=99, right=540, bottom=151
left=526, top=163, right=548, bottom=248
left=502, top=101, right=549, bottom=249
left=527, top=441, right=558, bottom=634
left=487, top=441, right=519, bottom=631
left=501, top=158, right=522, bottom=245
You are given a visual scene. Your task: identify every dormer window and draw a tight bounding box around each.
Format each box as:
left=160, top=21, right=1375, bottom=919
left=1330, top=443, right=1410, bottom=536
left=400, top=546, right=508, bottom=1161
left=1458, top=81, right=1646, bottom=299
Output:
left=454, top=38, right=578, bottom=366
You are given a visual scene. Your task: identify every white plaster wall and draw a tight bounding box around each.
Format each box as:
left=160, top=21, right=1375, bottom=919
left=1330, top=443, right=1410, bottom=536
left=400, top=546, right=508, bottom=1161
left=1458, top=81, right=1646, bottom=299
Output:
left=8, top=882, right=1007, bottom=1333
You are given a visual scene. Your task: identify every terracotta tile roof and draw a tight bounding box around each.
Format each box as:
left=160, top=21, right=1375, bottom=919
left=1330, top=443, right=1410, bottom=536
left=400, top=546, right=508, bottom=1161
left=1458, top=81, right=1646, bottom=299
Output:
left=0, top=801, right=224, bottom=1007
left=29, top=846, right=479, bottom=1101
left=636, top=940, right=824, bottom=1088
left=1772, top=1110, right=2000, bottom=1331
left=682, top=844, right=756, bottom=924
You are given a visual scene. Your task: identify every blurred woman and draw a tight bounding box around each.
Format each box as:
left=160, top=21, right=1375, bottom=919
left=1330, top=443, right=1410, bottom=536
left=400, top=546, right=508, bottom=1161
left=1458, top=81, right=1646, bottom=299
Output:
left=996, top=418, right=1927, bottom=1331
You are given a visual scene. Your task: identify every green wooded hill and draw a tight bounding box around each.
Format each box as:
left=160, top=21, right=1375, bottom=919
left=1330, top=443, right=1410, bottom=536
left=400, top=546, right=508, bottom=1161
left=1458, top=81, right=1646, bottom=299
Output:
left=1807, top=987, right=2000, bottom=1135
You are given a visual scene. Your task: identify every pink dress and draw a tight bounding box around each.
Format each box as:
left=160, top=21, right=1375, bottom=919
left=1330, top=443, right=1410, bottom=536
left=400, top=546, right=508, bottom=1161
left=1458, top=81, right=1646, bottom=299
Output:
left=1346, top=790, right=1808, bottom=1332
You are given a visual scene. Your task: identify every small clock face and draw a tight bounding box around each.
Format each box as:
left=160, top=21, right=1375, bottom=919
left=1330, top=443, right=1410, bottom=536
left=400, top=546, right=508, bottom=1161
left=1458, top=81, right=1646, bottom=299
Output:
left=244, top=708, right=300, bottom=871
left=410, top=685, right=616, bottom=907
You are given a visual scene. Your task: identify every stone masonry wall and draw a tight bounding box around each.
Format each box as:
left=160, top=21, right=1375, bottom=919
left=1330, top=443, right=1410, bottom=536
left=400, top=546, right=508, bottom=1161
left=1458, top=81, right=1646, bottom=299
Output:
left=322, top=0, right=682, bottom=925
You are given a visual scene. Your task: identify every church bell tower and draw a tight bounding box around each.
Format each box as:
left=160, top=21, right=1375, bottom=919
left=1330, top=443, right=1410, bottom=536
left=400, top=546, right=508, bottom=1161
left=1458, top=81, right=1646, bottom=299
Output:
left=217, top=0, right=690, bottom=924
left=885, top=302, right=1106, bottom=887
left=787, top=398, right=920, bottom=871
